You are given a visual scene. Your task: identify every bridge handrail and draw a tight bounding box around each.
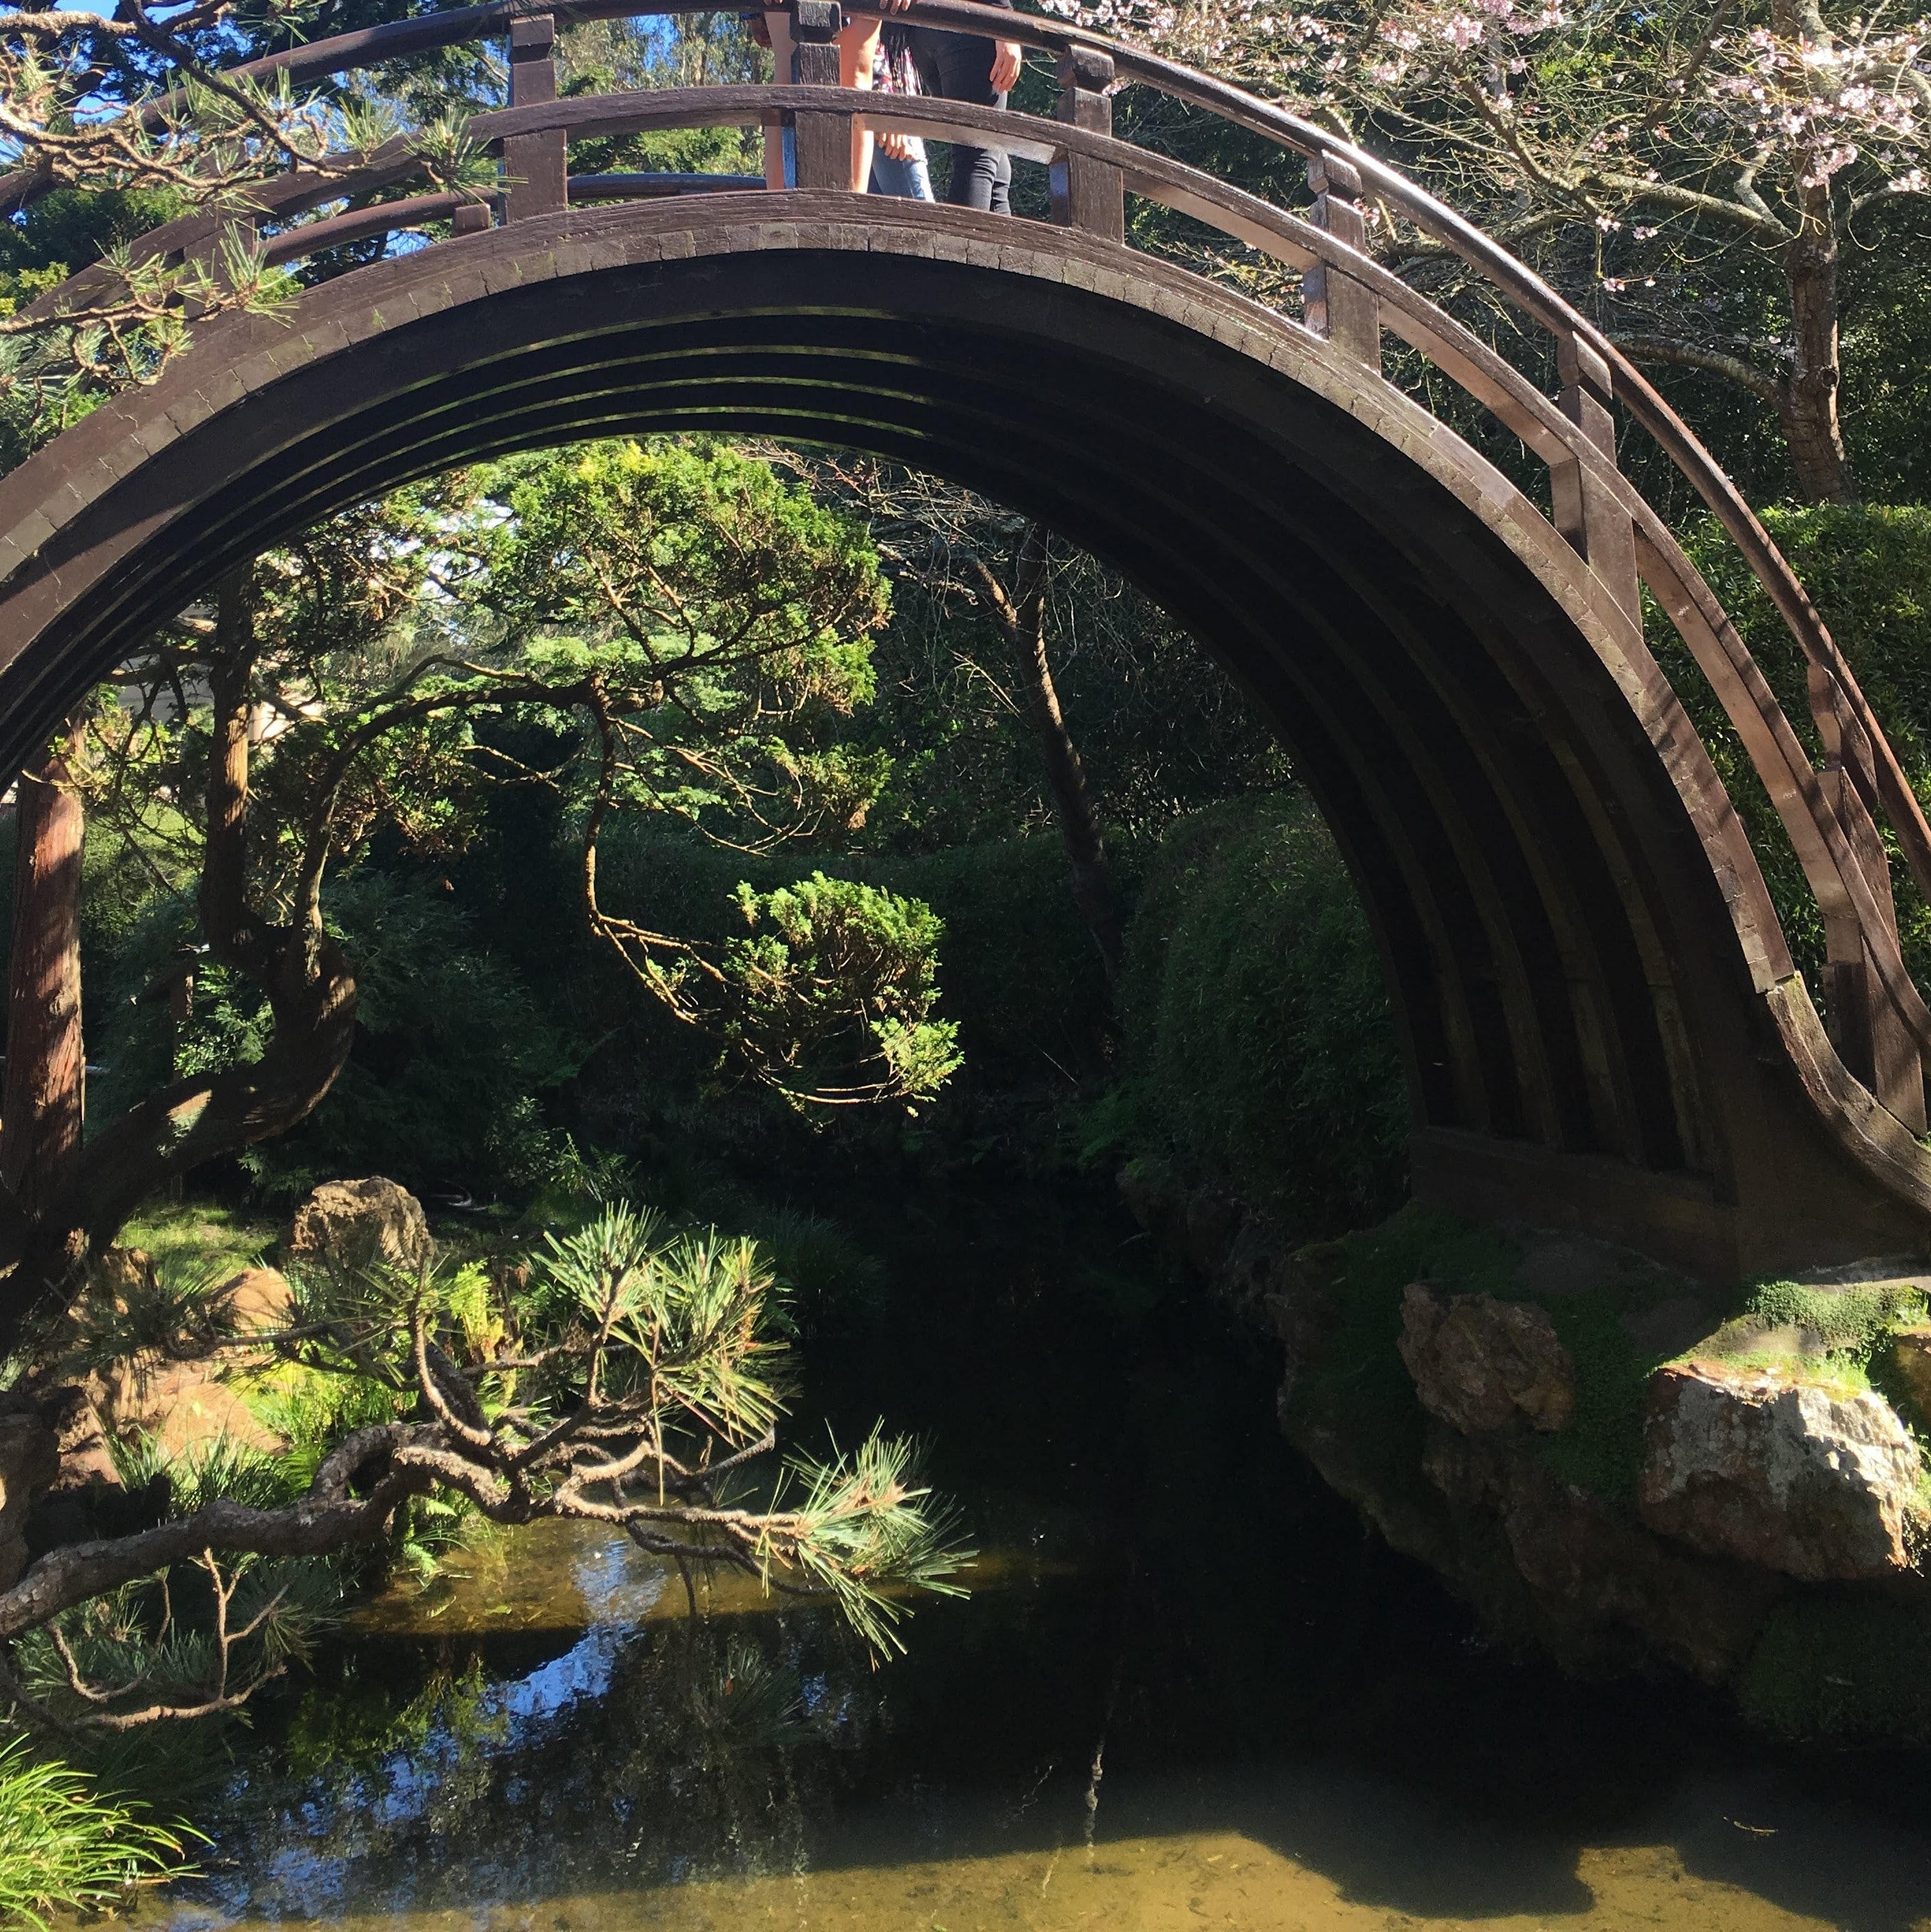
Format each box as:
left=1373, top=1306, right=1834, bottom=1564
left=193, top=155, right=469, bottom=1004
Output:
left=8, top=1, right=1930, bottom=1121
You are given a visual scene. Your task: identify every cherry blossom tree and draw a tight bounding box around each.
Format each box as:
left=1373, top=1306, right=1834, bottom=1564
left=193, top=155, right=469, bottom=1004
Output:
left=1048, top=0, right=1930, bottom=499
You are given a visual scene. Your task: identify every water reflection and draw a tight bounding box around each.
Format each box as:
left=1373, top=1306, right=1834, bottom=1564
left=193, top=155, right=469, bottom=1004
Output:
left=147, top=1182, right=1931, bottom=1932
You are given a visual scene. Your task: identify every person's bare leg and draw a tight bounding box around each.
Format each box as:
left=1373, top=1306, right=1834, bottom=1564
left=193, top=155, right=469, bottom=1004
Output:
left=839, top=18, right=880, bottom=190
left=763, top=10, right=793, bottom=189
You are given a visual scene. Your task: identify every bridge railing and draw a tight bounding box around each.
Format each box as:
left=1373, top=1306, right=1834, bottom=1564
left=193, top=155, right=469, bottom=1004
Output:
left=11, top=0, right=1931, bottom=1132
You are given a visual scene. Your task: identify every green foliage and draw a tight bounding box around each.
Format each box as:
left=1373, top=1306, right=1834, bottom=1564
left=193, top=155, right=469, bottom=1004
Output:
left=477, top=438, right=889, bottom=840
left=1530, top=1291, right=1668, bottom=1506
left=1737, top=1594, right=1931, bottom=1744
left=534, top=1205, right=787, bottom=1431
left=0, top=1738, right=194, bottom=1929
left=521, top=1203, right=966, bottom=1647
left=778, top=1430, right=970, bottom=1656
left=1104, top=794, right=1408, bottom=1237
left=722, top=872, right=960, bottom=1108
left=1741, top=1278, right=1930, bottom=1364
left=587, top=823, right=1118, bottom=1100
left=94, top=872, right=579, bottom=1200
left=869, top=837, right=1125, bottom=1087
left=745, top=1206, right=886, bottom=1324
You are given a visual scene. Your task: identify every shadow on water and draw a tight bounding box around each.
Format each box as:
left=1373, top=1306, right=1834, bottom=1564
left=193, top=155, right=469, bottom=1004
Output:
left=157, top=1178, right=1931, bottom=1932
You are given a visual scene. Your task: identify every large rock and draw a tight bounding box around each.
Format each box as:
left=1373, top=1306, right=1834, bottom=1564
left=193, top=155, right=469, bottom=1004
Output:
left=223, top=1266, right=293, bottom=1335
left=1638, top=1361, right=1923, bottom=1580
left=1421, top=1421, right=1783, bottom=1681
left=87, top=1353, right=280, bottom=1460
left=287, top=1176, right=432, bottom=1274
left=40, top=1382, right=118, bottom=1491
left=1398, top=1283, right=1575, bottom=1434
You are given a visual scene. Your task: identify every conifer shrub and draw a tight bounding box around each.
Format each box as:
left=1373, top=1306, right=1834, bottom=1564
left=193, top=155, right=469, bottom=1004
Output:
left=588, top=822, right=1116, bottom=1095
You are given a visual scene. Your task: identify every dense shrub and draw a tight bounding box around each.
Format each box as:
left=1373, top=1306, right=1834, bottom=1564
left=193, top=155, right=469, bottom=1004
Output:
left=1102, top=794, right=1408, bottom=1237
left=91, top=872, right=579, bottom=1201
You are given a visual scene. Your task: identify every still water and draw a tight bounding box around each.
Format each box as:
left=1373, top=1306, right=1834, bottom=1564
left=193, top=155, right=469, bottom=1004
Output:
left=156, top=1182, right=1931, bottom=1931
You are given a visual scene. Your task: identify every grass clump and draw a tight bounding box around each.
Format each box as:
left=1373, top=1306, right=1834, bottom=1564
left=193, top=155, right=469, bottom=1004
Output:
left=0, top=1737, right=194, bottom=1928
left=1739, top=1278, right=1928, bottom=1363
left=117, top=1197, right=274, bottom=1281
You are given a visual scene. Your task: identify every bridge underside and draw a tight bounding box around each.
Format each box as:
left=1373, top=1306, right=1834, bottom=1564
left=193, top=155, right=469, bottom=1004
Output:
left=0, top=197, right=1922, bottom=1281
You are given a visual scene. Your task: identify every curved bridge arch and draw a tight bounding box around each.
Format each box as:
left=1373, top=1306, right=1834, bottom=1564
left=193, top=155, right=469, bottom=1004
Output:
left=2, top=16, right=1928, bottom=1281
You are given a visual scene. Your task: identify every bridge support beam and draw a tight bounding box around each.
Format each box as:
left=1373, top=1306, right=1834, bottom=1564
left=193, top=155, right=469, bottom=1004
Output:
left=788, top=0, right=852, bottom=187
left=1551, top=335, right=1640, bottom=625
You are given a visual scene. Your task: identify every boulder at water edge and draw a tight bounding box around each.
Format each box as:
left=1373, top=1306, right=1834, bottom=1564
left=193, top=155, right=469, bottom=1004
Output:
left=1399, top=1283, right=1576, bottom=1434
left=1638, top=1361, right=1922, bottom=1579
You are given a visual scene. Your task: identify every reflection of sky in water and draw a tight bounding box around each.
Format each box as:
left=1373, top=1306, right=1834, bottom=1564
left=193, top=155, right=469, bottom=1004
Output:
left=170, top=1532, right=670, bottom=1923
left=500, top=1539, right=667, bottom=1730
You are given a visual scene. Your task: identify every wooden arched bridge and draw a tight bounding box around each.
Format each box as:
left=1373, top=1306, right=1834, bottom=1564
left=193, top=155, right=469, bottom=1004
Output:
left=1, top=0, right=1927, bottom=1281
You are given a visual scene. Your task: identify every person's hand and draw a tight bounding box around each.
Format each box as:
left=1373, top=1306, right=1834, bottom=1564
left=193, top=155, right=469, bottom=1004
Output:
left=880, top=127, right=916, bottom=158
left=989, top=37, right=1021, bottom=91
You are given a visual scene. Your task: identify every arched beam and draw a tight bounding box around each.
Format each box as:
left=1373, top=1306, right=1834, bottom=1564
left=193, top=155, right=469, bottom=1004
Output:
left=0, top=196, right=1923, bottom=1279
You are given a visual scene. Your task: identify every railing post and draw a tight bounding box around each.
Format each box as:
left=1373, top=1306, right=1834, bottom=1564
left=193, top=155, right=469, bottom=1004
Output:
left=1051, top=46, right=1123, bottom=243
left=1303, top=153, right=1380, bottom=374
left=788, top=0, right=852, bottom=187
left=504, top=12, right=566, bottom=220
left=1818, top=768, right=1928, bottom=1131
left=452, top=202, right=492, bottom=234
left=1550, top=334, right=1640, bottom=625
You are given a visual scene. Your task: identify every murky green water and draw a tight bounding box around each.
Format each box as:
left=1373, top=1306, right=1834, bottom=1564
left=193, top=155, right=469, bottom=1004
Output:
left=151, top=1182, right=1931, bottom=1932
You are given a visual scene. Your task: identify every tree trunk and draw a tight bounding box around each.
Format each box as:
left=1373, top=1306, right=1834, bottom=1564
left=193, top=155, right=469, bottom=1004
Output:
left=1, top=718, right=86, bottom=1225
left=1753, top=0, right=1856, bottom=502
left=0, top=570, right=360, bottom=1361
left=971, top=526, right=1125, bottom=982
left=1776, top=131, right=1855, bottom=501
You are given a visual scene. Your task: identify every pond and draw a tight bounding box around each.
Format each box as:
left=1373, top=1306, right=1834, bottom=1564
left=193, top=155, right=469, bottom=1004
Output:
left=150, top=1181, right=1931, bottom=1932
